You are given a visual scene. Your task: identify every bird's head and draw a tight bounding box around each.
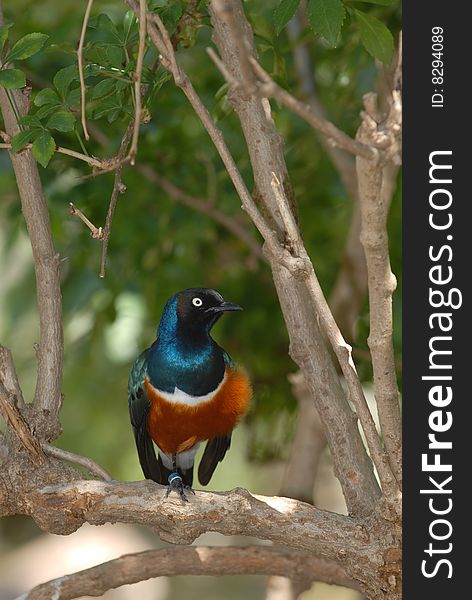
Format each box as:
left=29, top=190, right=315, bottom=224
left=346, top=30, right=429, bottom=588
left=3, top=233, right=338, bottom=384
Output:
left=158, top=288, right=242, bottom=339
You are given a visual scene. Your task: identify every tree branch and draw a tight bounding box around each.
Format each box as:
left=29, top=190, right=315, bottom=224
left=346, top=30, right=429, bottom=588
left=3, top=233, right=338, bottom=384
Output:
left=69, top=203, right=103, bottom=239
left=129, top=0, right=146, bottom=164
left=99, top=122, right=133, bottom=277
left=19, top=545, right=359, bottom=600
left=78, top=0, right=94, bottom=140
left=14, top=480, right=387, bottom=579
left=0, top=140, right=106, bottom=169
left=40, top=443, right=112, bottom=481
left=0, top=87, right=63, bottom=440
left=248, top=59, right=376, bottom=161
left=356, top=89, right=402, bottom=485
left=135, top=162, right=264, bottom=262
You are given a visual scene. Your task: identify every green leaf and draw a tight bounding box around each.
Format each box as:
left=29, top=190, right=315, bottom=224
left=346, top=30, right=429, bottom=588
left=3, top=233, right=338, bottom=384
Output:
left=5, top=32, right=48, bottom=62
left=106, top=45, right=123, bottom=68
left=53, top=64, right=78, bottom=99
left=106, top=108, right=121, bottom=123
left=353, top=9, right=394, bottom=64
left=0, top=68, right=26, bottom=89
left=308, top=0, right=345, bottom=47
left=18, top=115, right=42, bottom=127
left=65, top=87, right=81, bottom=108
left=10, top=129, right=37, bottom=152
left=35, top=104, right=61, bottom=119
left=0, top=23, right=14, bottom=54
left=92, top=78, right=116, bottom=99
left=122, top=11, right=137, bottom=44
left=46, top=110, right=76, bottom=132
left=18, top=114, right=42, bottom=127
left=150, top=1, right=183, bottom=36
left=32, top=131, right=55, bottom=167
left=34, top=87, right=60, bottom=107
left=92, top=88, right=124, bottom=119
left=274, top=0, right=300, bottom=35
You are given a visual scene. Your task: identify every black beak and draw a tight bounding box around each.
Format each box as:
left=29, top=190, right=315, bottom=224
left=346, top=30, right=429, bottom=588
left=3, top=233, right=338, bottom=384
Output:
left=207, top=301, right=243, bottom=313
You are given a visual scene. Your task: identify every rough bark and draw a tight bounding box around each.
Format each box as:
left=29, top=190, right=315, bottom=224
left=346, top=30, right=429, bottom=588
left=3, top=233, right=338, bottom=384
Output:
left=0, top=87, right=63, bottom=440
left=22, top=546, right=359, bottom=600
left=356, top=93, right=402, bottom=486
left=0, top=477, right=400, bottom=597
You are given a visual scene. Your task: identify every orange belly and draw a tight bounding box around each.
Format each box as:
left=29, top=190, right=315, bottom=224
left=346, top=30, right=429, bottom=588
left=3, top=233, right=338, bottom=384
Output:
left=145, top=367, right=251, bottom=454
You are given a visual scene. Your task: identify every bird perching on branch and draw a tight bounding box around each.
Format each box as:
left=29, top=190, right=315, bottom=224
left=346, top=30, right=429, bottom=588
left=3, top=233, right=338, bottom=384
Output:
left=128, top=288, right=251, bottom=500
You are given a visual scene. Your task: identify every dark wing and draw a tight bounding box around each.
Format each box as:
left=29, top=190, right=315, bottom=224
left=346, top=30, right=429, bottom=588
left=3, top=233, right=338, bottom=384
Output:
left=128, top=350, right=165, bottom=484
left=198, top=434, right=232, bottom=486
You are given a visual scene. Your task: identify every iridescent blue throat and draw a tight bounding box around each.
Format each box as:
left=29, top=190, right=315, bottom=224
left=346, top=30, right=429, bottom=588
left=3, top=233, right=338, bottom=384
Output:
left=147, top=296, right=225, bottom=396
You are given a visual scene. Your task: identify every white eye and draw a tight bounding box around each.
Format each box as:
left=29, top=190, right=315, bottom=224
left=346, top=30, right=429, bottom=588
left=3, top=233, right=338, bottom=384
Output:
left=192, top=297, right=203, bottom=307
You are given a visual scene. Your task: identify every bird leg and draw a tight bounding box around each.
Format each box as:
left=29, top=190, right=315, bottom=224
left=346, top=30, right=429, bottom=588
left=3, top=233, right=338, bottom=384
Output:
left=166, top=453, right=194, bottom=502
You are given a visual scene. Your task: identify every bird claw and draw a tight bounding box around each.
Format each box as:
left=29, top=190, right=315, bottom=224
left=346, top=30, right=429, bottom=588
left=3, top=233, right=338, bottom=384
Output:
left=166, top=472, right=194, bottom=502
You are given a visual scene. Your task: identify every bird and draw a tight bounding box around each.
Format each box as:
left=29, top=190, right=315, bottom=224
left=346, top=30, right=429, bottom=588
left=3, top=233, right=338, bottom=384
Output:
left=128, top=288, right=251, bottom=500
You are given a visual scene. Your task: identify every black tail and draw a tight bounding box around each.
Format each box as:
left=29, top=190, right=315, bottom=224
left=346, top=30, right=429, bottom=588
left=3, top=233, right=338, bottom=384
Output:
left=198, top=435, right=231, bottom=485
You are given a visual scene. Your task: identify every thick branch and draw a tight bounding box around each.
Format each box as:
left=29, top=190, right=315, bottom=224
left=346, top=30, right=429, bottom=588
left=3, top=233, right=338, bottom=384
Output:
left=17, top=479, right=386, bottom=585
left=356, top=94, right=402, bottom=485
left=0, top=87, right=63, bottom=439
left=20, top=546, right=359, bottom=600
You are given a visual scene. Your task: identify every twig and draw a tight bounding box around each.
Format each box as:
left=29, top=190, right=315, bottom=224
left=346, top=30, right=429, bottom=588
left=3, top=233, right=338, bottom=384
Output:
left=19, top=546, right=359, bottom=600
left=69, top=203, right=103, bottom=239
left=129, top=0, right=146, bottom=165
left=207, top=46, right=236, bottom=87
left=99, top=123, right=133, bottom=277
left=0, top=140, right=108, bottom=169
left=41, top=442, right=112, bottom=481
left=135, top=162, right=263, bottom=261
left=249, top=58, right=377, bottom=161
left=149, top=13, right=181, bottom=82
left=77, top=0, right=94, bottom=141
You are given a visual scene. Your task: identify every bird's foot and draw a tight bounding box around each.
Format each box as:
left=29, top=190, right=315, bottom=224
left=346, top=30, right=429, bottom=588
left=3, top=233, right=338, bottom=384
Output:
left=166, top=472, right=195, bottom=502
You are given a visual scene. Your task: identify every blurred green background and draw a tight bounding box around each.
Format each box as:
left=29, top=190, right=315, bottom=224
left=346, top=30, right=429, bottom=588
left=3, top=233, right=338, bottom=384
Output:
left=0, top=1, right=401, bottom=598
